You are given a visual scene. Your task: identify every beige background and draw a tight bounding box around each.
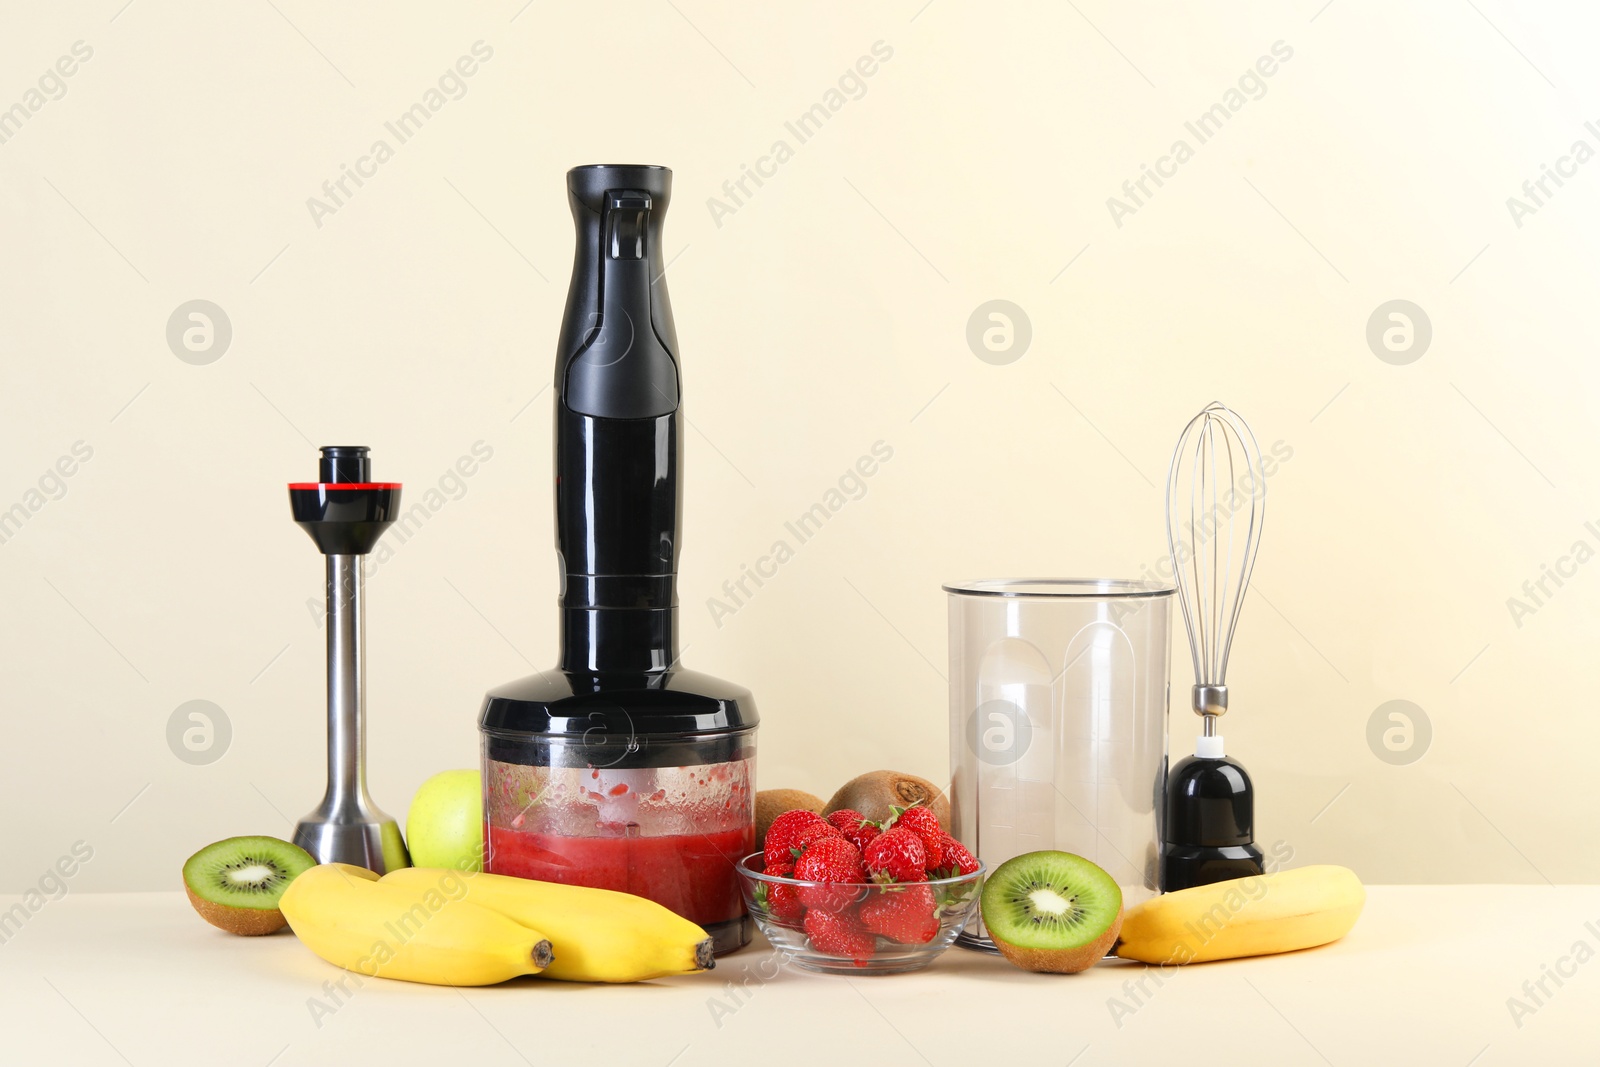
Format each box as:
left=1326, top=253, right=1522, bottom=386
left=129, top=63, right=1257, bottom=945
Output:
left=1, top=0, right=1595, bottom=892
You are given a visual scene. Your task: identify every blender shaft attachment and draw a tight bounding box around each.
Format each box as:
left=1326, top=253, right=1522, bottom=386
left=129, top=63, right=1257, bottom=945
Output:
left=324, top=556, right=363, bottom=806
left=289, top=447, right=409, bottom=874
left=297, top=553, right=393, bottom=865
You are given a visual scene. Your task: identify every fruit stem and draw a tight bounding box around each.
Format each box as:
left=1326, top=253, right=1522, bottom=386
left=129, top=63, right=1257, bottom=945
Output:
left=694, top=938, right=716, bottom=971
left=532, top=940, right=554, bottom=970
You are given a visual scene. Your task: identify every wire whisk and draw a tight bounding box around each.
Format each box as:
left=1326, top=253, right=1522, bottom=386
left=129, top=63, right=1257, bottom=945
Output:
left=1164, top=403, right=1267, bottom=738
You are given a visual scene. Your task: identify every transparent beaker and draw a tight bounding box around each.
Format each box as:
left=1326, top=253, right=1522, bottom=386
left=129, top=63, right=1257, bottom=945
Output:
left=944, top=579, right=1173, bottom=950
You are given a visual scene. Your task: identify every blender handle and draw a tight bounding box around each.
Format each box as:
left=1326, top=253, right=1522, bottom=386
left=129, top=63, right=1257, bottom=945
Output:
left=557, top=176, right=680, bottom=420
left=553, top=166, right=684, bottom=673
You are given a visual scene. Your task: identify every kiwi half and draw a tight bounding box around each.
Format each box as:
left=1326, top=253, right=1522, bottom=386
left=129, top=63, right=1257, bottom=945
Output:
left=981, top=850, right=1123, bottom=973
left=183, top=836, right=316, bottom=936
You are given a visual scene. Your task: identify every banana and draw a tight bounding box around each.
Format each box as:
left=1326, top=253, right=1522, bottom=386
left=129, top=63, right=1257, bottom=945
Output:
left=321, top=861, right=380, bottom=882
left=1115, top=864, right=1364, bottom=965
left=382, top=867, right=715, bottom=983
left=280, top=863, right=554, bottom=986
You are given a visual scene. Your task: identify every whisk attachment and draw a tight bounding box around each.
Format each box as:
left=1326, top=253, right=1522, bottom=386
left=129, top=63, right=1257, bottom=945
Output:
left=1164, top=402, right=1266, bottom=745
left=1160, top=402, right=1267, bottom=891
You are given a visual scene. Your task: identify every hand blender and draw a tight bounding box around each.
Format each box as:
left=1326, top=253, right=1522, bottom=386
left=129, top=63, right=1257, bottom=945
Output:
left=289, top=446, right=410, bottom=874
left=1160, top=404, right=1266, bottom=891
left=478, top=165, right=758, bottom=955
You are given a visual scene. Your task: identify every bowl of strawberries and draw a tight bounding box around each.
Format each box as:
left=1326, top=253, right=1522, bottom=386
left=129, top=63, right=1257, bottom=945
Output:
left=735, top=805, right=985, bottom=974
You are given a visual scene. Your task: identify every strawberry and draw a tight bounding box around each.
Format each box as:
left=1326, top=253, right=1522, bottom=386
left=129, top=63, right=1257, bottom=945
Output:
left=760, top=860, right=805, bottom=924
left=804, top=907, right=876, bottom=963
left=860, top=883, right=939, bottom=945
left=791, top=819, right=843, bottom=856
left=793, top=835, right=865, bottom=913
left=863, top=827, right=926, bottom=883
left=890, top=805, right=945, bottom=870
left=769, top=882, right=805, bottom=925
left=763, top=809, right=826, bottom=867
left=825, top=808, right=881, bottom=852
left=767, top=880, right=806, bottom=924
left=936, top=834, right=979, bottom=876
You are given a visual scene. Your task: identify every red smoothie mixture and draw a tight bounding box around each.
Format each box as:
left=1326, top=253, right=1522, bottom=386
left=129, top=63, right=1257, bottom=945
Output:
left=486, top=824, right=753, bottom=927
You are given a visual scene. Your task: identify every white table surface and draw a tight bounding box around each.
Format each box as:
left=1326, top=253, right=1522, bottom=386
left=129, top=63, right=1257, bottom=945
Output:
left=0, top=886, right=1594, bottom=1065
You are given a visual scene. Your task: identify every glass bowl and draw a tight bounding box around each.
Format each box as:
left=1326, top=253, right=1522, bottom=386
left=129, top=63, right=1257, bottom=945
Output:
left=734, top=852, right=985, bottom=975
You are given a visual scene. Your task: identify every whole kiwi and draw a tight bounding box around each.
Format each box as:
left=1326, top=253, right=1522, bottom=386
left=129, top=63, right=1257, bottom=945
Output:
left=824, top=771, right=950, bottom=830
left=756, top=789, right=825, bottom=842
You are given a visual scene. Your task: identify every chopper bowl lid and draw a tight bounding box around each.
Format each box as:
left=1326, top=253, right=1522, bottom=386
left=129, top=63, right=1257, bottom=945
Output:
left=479, top=669, right=757, bottom=769
left=943, top=577, right=1175, bottom=599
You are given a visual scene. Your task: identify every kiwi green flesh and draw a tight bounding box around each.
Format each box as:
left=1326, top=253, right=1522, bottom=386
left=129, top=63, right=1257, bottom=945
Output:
left=183, top=836, right=315, bottom=910
left=981, top=850, right=1122, bottom=951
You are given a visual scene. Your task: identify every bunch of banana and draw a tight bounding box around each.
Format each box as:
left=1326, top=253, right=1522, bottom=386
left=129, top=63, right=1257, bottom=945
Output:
left=382, top=867, right=715, bottom=983
left=1115, top=864, right=1364, bottom=965
left=279, top=864, right=554, bottom=986
left=279, top=863, right=715, bottom=986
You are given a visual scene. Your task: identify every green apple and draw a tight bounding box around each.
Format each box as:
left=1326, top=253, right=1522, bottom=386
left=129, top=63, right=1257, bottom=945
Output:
left=406, top=769, right=483, bottom=871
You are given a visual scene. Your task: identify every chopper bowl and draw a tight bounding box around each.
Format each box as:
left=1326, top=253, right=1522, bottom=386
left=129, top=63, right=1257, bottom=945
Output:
left=735, top=854, right=985, bottom=975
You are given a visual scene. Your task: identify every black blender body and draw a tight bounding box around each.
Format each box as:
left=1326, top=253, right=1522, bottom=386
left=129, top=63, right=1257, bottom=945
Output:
left=479, top=165, right=757, bottom=955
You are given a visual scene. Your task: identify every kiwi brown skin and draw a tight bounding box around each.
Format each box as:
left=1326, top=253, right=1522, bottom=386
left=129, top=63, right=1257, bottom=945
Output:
left=991, top=906, right=1123, bottom=973
left=183, top=884, right=289, bottom=936
left=756, top=789, right=825, bottom=842
left=824, top=771, right=950, bottom=830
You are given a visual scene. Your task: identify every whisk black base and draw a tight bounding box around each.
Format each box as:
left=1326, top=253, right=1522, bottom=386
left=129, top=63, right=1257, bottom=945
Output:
left=1160, top=753, right=1264, bottom=893
left=1160, top=843, right=1264, bottom=891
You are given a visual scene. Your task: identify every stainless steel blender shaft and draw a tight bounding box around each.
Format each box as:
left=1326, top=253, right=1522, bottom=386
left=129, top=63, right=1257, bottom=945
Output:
left=293, top=554, right=409, bottom=872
